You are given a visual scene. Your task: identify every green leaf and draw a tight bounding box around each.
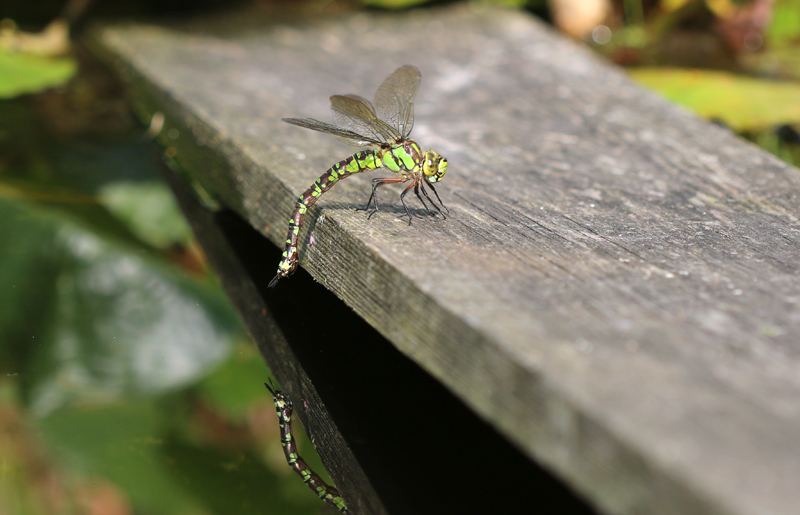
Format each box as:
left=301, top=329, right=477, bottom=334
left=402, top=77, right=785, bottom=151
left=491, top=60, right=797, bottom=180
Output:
left=197, top=343, right=271, bottom=420
left=38, top=402, right=205, bottom=515
left=0, top=99, right=182, bottom=252
left=98, top=181, right=193, bottom=249
left=628, top=67, right=800, bottom=131
left=0, top=177, right=163, bottom=253
left=0, top=197, right=240, bottom=415
left=36, top=396, right=325, bottom=515
left=0, top=51, right=76, bottom=98
left=161, top=438, right=323, bottom=515
left=766, top=0, right=800, bottom=47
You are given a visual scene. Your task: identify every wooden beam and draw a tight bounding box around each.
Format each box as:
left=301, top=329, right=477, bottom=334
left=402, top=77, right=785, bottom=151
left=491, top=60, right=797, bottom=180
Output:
left=159, top=151, right=596, bottom=514
left=88, top=5, right=800, bottom=515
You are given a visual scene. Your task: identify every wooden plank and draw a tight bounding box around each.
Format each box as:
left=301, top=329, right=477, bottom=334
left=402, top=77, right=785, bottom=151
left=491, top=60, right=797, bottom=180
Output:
left=158, top=151, right=597, bottom=515
left=88, top=5, right=800, bottom=515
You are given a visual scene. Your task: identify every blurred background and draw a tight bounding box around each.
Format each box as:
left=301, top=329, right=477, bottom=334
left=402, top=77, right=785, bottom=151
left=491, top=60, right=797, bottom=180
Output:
left=1, top=0, right=799, bottom=514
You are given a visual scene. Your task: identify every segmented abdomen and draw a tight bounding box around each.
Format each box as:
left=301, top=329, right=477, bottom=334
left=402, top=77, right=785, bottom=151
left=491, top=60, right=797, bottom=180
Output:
left=268, top=384, right=348, bottom=513
left=269, top=149, right=384, bottom=287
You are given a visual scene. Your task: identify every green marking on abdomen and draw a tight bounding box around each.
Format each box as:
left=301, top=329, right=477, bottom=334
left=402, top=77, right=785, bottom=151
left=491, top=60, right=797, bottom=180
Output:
left=345, top=157, right=359, bottom=174
left=265, top=382, right=349, bottom=513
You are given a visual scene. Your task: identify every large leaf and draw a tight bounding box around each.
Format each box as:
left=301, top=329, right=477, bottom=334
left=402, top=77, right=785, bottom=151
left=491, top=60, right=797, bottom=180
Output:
left=37, top=395, right=326, bottom=515
left=629, top=67, right=800, bottom=131
left=0, top=51, right=76, bottom=98
left=0, top=99, right=192, bottom=252
left=98, top=180, right=193, bottom=249
left=38, top=401, right=204, bottom=515
left=0, top=197, right=240, bottom=416
left=766, top=0, right=800, bottom=47
left=197, top=343, right=271, bottom=420
left=161, top=438, right=324, bottom=515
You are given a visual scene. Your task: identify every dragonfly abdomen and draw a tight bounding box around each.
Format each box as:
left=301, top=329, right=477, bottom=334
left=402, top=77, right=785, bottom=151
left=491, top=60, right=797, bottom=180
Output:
left=265, top=382, right=348, bottom=513
left=308, top=149, right=383, bottom=202
left=268, top=149, right=384, bottom=287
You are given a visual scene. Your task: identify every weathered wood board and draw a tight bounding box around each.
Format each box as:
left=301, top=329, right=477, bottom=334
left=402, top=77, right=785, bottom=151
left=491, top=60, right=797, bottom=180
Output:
left=89, top=4, right=800, bottom=515
left=159, top=154, right=596, bottom=515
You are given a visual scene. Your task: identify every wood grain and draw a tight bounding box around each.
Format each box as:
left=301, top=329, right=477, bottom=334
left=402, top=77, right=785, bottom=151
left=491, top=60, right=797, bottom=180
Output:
left=89, top=5, right=800, bottom=515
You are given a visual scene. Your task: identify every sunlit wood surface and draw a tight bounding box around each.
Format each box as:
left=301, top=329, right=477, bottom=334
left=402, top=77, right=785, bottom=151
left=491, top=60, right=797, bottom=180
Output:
left=90, top=5, right=800, bottom=515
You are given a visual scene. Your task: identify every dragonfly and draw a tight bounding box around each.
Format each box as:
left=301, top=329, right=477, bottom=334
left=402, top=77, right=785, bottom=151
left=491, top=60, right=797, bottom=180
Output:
left=269, top=65, right=449, bottom=288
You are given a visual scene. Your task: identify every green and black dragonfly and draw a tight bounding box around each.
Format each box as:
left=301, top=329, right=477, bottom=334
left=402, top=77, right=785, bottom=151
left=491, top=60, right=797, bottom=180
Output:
left=269, top=65, right=449, bottom=288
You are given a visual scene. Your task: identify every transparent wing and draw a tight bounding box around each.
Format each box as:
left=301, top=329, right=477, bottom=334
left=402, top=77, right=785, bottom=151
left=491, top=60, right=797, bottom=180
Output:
left=330, top=94, right=399, bottom=144
left=282, top=117, right=383, bottom=147
left=374, top=65, right=421, bottom=139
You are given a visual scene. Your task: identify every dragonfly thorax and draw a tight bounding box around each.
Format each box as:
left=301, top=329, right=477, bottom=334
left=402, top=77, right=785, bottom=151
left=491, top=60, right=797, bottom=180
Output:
left=422, top=150, right=447, bottom=183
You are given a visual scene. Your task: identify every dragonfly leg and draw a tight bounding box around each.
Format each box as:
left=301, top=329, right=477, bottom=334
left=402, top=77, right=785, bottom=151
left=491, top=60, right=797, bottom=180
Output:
left=358, top=177, right=408, bottom=219
left=418, top=181, right=447, bottom=219
left=425, top=181, right=450, bottom=214
left=413, top=181, right=436, bottom=216
left=399, top=181, right=419, bottom=225
left=356, top=178, right=381, bottom=213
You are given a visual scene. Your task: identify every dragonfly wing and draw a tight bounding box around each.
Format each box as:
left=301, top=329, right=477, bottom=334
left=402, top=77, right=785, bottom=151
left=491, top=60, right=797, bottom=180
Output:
left=282, top=117, right=383, bottom=147
left=374, top=65, right=420, bottom=139
left=330, top=94, right=399, bottom=143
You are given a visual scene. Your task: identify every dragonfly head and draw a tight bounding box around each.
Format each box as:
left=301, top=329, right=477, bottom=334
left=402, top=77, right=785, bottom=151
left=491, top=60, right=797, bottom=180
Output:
left=422, top=150, right=447, bottom=183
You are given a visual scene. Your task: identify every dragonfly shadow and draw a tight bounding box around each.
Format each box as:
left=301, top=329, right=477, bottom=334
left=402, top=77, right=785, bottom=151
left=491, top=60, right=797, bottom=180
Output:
left=330, top=188, right=449, bottom=223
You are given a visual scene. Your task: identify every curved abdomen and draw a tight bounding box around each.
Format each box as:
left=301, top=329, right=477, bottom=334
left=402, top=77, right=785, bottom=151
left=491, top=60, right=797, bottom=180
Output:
left=269, top=149, right=385, bottom=287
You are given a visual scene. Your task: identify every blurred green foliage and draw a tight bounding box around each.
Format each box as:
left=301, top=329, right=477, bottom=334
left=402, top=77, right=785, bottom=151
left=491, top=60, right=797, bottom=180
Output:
left=0, top=55, right=333, bottom=514
left=362, top=0, right=531, bottom=8
left=0, top=51, right=76, bottom=98
left=361, top=0, right=430, bottom=8
left=766, top=0, right=800, bottom=47
left=629, top=68, right=800, bottom=132
left=610, top=0, right=800, bottom=165
left=30, top=348, right=329, bottom=515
